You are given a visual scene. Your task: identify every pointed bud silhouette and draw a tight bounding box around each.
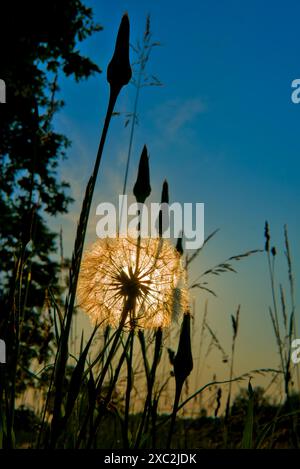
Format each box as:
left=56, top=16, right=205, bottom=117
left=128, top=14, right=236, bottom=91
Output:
left=133, top=145, right=151, bottom=203
left=174, top=312, right=193, bottom=386
left=161, top=180, right=169, bottom=204
left=167, top=313, right=193, bottom=448
left=107, top=14, right=132, bottom=94
left=159, top=180, right=169, bottom=237
left=176, top=237, right=184, bottom=256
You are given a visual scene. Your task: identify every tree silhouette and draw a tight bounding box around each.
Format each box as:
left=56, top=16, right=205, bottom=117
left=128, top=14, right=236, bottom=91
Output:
left=0, top=0, right=102, bottom=392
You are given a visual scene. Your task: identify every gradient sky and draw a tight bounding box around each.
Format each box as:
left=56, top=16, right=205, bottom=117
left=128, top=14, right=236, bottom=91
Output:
left=50, top=0, right=300, bottom=406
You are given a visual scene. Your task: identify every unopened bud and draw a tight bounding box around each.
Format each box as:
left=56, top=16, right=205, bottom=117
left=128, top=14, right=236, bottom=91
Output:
left=107, top=14, right=132, bottom=93
left=133, top=145, right=151, bottom=203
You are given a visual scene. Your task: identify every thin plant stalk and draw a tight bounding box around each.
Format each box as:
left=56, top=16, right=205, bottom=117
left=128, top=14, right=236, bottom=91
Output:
left=123, top=328, right=135, bottom=448
left=134, top=327, right=162, bottom=448
left=225, top=305, right=240, bottom=420
left=76, top=300, right=131, bottom=448
left=86, top=332, right=132, bottom=448
left=49, top=88, right=118, bottom=448
left=119, top=15, right=161, bottom=228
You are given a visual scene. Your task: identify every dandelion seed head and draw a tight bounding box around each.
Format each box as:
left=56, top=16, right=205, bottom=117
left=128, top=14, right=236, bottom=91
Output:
left=77, top=237, right=188, bottom=329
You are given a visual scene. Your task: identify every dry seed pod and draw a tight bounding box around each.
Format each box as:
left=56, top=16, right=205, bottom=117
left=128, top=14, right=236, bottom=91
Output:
left=174, top=312, right=193, bottom=385
left=107, top=14, right=132, bottom=93
left=133, top=145, right=151, bottom=204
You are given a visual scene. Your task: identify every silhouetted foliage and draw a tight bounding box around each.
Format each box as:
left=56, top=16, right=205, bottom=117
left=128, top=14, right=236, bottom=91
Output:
left=0, top=0, right=102, bottom=391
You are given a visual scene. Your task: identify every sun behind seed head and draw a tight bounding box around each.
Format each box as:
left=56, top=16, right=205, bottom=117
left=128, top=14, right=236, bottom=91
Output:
left=77, top=236, right=188, bottom=329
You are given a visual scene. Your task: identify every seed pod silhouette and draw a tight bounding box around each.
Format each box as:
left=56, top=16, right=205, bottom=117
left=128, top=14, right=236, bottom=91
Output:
left=176, top=237, right=184, bottom=256
left=133, top=145, right=151, bottom=203
left=107, top=13, right=132, bottom=94
left=161, top=179, right=169, bottom=204
left=167, top=311, right=193, bottom=447
left=174, top=312, right=193, bottom=386
left=159, top=179, right=169, bottom=237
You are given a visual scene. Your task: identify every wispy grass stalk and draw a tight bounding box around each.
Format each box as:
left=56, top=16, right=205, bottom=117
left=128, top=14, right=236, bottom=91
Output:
left=225, top=305, right=240, bottom=420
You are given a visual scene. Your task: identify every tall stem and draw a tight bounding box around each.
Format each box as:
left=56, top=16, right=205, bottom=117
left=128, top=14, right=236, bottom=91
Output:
left=50, top=86, right=119, bottom=449
left=123, top=328, right=135, bottom=448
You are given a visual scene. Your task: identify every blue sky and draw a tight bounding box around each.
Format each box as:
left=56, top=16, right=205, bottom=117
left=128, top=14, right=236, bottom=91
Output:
left=51, top=0, right=300, bottom=400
